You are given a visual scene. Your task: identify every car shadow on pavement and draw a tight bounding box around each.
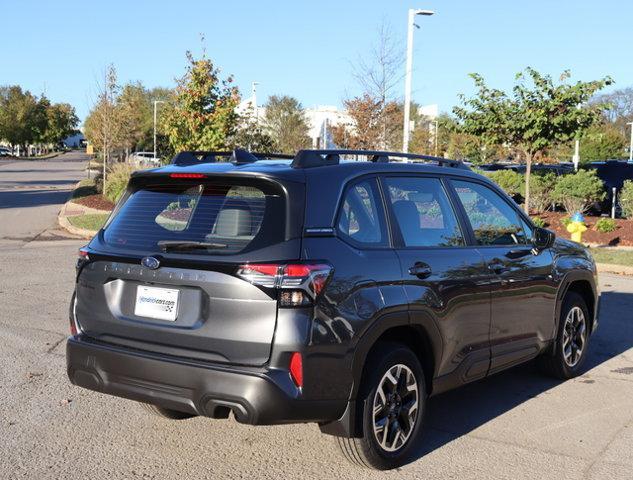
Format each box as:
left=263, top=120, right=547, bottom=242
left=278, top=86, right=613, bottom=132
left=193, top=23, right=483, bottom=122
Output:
left=3, top=179, right=79, bottom=186
left=405, top=290, right=633, bottom=465
left=0, top=189, right=72, bottom=209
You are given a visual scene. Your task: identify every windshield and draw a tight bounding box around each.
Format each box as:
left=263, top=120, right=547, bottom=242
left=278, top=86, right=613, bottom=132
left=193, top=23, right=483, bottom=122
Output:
left=103, top=180, right=286, bottom=255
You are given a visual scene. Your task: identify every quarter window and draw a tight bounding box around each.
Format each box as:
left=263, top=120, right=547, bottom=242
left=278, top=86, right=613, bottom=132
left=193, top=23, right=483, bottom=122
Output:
left=384, top=177, right=464, bottom=247
left=337, top=178, right=388, bottom=246
left=452, top=180, right=528, bottom=246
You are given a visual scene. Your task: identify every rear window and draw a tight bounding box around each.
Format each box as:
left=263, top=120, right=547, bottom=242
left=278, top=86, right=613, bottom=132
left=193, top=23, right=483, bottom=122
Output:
left=103, top=180, right=285, bottom=254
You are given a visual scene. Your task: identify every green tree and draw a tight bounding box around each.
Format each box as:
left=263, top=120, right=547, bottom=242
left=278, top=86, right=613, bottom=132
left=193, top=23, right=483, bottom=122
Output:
left=43, top=102, right=79, bottom=146
left=233, top=106, right=275, bottom=151
left=162, top=51, right=240, bottom=152
left=262, top=95, right=311, bottom=153
left=0, top=86, right=47, bottom=155
left=117, top=82, right=151, bottom=156
left=454, top=68, right=612, bottom=213
left=579, top=124, right=626, bottom=161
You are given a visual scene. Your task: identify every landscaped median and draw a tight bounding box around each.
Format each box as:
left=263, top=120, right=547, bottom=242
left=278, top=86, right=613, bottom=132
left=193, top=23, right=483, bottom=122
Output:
left=590, top=248, right=633, bottom=276
left=58, top=177, right=113, bottom=239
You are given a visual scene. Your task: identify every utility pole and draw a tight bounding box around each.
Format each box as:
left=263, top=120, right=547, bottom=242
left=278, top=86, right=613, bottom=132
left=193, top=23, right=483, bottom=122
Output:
left=252, top=82, right=259, bottom=120
left=628, top=122, right=633, bottom=163
left=402, top=8, right=434, bottom=153
left=572, top=138, right=580, bottom=171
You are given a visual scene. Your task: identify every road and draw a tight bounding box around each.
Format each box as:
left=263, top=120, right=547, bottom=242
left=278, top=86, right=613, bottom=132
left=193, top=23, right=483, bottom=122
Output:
left=0, top=151, right=88, bottom=244
left=1, top=156, right=633, bottom=479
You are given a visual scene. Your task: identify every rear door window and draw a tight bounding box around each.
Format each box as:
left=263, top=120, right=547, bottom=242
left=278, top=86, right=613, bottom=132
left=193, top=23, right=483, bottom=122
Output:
left=104, top=180, right=285, bottom=254
left=337, top=178, right=388, bottom=247
left=384, top=176, right=464, bottom=247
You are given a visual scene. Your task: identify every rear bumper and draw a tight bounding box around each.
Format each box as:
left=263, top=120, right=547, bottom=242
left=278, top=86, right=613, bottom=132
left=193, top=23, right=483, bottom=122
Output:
left=66, top=335, right=343, bottom=425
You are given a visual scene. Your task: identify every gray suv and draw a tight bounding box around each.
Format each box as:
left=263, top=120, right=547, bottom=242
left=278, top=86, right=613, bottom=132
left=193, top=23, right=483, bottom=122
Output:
left=67, top=149, right=598, bottom=470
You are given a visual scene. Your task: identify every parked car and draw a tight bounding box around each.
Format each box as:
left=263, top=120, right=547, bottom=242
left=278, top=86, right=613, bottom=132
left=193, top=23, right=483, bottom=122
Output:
left=584, top=160, right=633, bottom=215
left=67, top=148, right=599, bottom=470
left=0, top=147, right=12, bottom=157
left=129, top=151, right=160, bottom=165
left=479, top=162, right=573, bottom=176
left=505, top=163, right=574, bottom=176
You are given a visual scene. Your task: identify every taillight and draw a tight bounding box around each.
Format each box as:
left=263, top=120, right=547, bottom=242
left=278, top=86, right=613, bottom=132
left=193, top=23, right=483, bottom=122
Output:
left=289, top=352, right=303, bottom=388
left=76, top=246, right=89, bottom=270
left=169, top=173, right=206, bottom=178
left=236, top=263, right=332, bottom=307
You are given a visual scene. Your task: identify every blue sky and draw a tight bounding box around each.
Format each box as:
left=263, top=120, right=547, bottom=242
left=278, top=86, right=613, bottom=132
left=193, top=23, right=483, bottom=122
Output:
left=1, top=0, right=630, bottom=121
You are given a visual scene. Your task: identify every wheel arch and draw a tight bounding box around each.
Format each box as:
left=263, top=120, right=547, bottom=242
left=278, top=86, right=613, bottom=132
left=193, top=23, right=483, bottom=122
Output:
left=555, top=270, right=598, bottom=335
left=319, top=311, right=442, bottom=438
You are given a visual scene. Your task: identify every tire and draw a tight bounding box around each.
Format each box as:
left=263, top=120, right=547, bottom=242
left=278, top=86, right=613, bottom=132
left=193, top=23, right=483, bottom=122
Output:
left=140, top=402, right=196, bottom=420
left=335, top=342, right=426, bottom=470
left=539, top=291, right=591, bottom=379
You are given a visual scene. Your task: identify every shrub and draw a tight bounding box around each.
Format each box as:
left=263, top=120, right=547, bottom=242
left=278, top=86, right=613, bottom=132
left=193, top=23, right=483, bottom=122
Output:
left=594, top=218, right=617, bottom=233
left=621, top=180, right=633, bottom=219
left=524, top=172, right=557, bottom=213
left=72, top=177, right=99, bottom=200
left=483, top=170, right=524, bottom=197
left=104, top=163, right=134, bottom=203
left=561, top=217, right=573, bottom=228
left=552, top=170, right=605, bottom=214
left=531, top=216, right=547, bottom=228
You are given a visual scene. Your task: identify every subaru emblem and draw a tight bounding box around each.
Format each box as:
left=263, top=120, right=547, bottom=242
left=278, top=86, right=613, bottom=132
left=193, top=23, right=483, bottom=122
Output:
left=141, top=256, right=160, bottom=270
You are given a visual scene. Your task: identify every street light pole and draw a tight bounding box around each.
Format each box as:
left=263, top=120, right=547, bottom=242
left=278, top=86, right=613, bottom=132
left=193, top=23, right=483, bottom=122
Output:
left=628, top=122, right=633, bottom=163
left=153, top=100, right=165, bottom=160
left=572, top=138, right=580, bottom=171
left=433, top=119, right=439, bottom=156
left=402, top=8, right=434, bottom=153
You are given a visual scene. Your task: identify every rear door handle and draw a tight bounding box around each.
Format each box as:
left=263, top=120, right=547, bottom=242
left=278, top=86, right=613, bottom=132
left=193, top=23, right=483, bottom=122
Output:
left=409, top=262, right=432, bottom=279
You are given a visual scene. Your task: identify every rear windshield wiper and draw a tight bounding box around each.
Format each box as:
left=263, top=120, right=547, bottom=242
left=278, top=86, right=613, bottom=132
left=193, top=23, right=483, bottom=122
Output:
left=157, top=240, right=228, bottom=252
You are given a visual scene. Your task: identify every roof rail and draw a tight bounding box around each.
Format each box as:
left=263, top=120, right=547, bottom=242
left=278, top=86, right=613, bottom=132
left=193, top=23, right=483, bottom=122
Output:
left=171, top=149, right=293, bottom=166
left=291, top=149, right=470, bottom=170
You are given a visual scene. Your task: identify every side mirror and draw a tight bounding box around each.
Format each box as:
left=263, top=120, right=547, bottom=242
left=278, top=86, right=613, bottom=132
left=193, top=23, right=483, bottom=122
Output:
left=533, top=227, right=555, bottom=249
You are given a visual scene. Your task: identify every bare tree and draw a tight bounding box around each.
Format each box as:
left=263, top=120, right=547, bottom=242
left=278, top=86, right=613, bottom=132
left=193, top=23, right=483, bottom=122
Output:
left=350, top=20, right=405, bottom=148
left=84, top=65, right=123, bottom=190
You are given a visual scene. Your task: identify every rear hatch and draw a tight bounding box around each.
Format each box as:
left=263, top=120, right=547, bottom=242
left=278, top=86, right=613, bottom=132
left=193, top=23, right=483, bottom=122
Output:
left=75, top=172, right=304, bottom=366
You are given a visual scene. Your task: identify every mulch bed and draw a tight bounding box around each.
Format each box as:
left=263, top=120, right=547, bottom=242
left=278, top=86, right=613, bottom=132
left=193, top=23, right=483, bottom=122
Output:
left=536, top=211, right=633, bottom=246
left=71, top=194, right=115, bottom=211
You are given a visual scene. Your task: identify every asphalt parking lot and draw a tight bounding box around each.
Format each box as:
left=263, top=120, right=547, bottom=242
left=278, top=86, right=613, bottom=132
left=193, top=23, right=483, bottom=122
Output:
left=1, top=238, right=632, bottom=480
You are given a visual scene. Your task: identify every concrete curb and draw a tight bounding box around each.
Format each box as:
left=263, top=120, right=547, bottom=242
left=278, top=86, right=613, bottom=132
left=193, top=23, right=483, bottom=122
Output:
left=15, top=152, right=61, bottom=161
left=57, top=181, right=111, bottom=239
left=57, top=208, right=98, bottom=239
left=596, top=263, right=633, bottom=276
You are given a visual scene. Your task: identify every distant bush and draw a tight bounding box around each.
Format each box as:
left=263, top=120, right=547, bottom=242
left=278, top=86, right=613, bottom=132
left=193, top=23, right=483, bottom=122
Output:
left=104, top=163, right=134, bottom=203
left=531, top=216, right=547, bottom=228
left=621, top=180, right=633, bottom=219
left=483, top=170, right=524, bottom=198
left=524, top=172, right=557, bottom=213
left=553, top=170, right=605, bottom=214
left=594, top=218, right=617, bottom=233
